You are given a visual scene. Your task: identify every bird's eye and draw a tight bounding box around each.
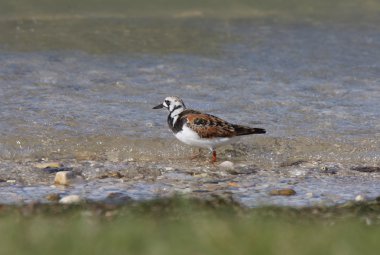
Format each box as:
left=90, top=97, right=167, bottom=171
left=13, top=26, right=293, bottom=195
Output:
left=164, top=100, right=170, bottom=106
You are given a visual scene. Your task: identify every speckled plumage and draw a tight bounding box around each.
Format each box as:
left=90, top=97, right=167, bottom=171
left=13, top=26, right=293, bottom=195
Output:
left=153, top=96, right=266, bottom=162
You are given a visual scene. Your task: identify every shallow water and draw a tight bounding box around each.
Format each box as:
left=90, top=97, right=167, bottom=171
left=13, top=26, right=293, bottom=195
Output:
left=0, top=0, right=379, bottom=206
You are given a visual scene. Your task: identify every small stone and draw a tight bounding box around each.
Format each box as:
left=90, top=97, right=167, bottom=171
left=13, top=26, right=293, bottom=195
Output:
left=59, top=195, right=82, bottom=204
left=355, top=195, right=366, bottom=202
left=219, top=161, right=234, bottom=170
left=193, top=173, right=208, bottom=178
left=54, top=171, right=76, bottom=185
left=6, top=180, right=16, bottom=183
left=46, top=193, right=61, bottom=202
left=98, top=171, right=124, bottom=179
left=269, top=188, right=296, bottom=196
left=306, top=192, right=314, bottom=198
left=34, top=162, right=63, bottom=169
left=228, top=182, right=239, bottom=187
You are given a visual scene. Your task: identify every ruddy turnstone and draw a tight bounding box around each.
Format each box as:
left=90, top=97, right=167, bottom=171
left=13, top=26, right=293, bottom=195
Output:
left=153, top=96, right=266, bottom=163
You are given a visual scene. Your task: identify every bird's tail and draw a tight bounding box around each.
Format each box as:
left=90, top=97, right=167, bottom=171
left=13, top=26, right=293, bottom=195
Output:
left=233, top=125, right=266, bottom=136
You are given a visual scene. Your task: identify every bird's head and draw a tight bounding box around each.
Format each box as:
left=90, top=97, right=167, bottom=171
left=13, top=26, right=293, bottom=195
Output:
left=153, top=96, right=186, bottom=113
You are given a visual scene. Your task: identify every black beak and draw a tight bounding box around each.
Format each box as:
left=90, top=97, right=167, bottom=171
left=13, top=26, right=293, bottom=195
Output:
left=152, top=103, right=164, bottom=109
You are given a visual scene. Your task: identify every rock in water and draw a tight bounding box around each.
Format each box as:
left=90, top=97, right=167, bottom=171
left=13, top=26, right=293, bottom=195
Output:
left=59, top=195, right=82, bottom=204
left=355, top=194, right=366, bottom=202
left=54, top=171, right=76, bottom=185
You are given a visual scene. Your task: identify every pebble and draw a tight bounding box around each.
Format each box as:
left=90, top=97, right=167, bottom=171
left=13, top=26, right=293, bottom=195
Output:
left=355, top=194, right=366, bottom=202
left=269, top=188, right=296, bottom=196
left=98, top=171, right=124, bottom=179
left=193, top=173, right=208, bottom=178
left=219, top=161, right=234, bottom=170
left=228, top=182, right=239, bottom=187
left=34, top=162, right=63, bottom=169
left=59, top=195, right=82, bottom=204
left=54, top=171, right=76, bottom=185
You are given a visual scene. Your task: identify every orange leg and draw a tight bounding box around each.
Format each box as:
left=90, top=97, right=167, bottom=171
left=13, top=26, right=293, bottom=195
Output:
left=211, top=150, right=217, bottom=163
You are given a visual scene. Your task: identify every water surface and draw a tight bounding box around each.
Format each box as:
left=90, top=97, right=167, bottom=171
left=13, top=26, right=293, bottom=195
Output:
left=0, top=0, right=379, bottom=206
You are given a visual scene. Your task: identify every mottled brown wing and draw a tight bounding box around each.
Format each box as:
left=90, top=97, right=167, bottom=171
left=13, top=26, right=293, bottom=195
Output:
left=184, top=113, right=236, bottom=138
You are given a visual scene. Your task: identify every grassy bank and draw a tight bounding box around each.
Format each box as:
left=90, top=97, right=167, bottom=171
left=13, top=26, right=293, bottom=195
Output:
left=0, top=198, right=380, bottom=255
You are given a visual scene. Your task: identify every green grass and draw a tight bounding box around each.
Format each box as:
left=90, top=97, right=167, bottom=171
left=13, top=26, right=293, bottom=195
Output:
left=0, top=198, right=380, bottom=255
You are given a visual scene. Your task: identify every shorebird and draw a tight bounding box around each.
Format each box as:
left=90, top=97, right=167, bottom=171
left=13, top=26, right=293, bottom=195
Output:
left=153, top=96, right=266, bottom=163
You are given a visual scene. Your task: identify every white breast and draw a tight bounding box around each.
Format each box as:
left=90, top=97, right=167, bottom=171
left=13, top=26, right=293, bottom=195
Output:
left=174, top=126, right=235, bottom=150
